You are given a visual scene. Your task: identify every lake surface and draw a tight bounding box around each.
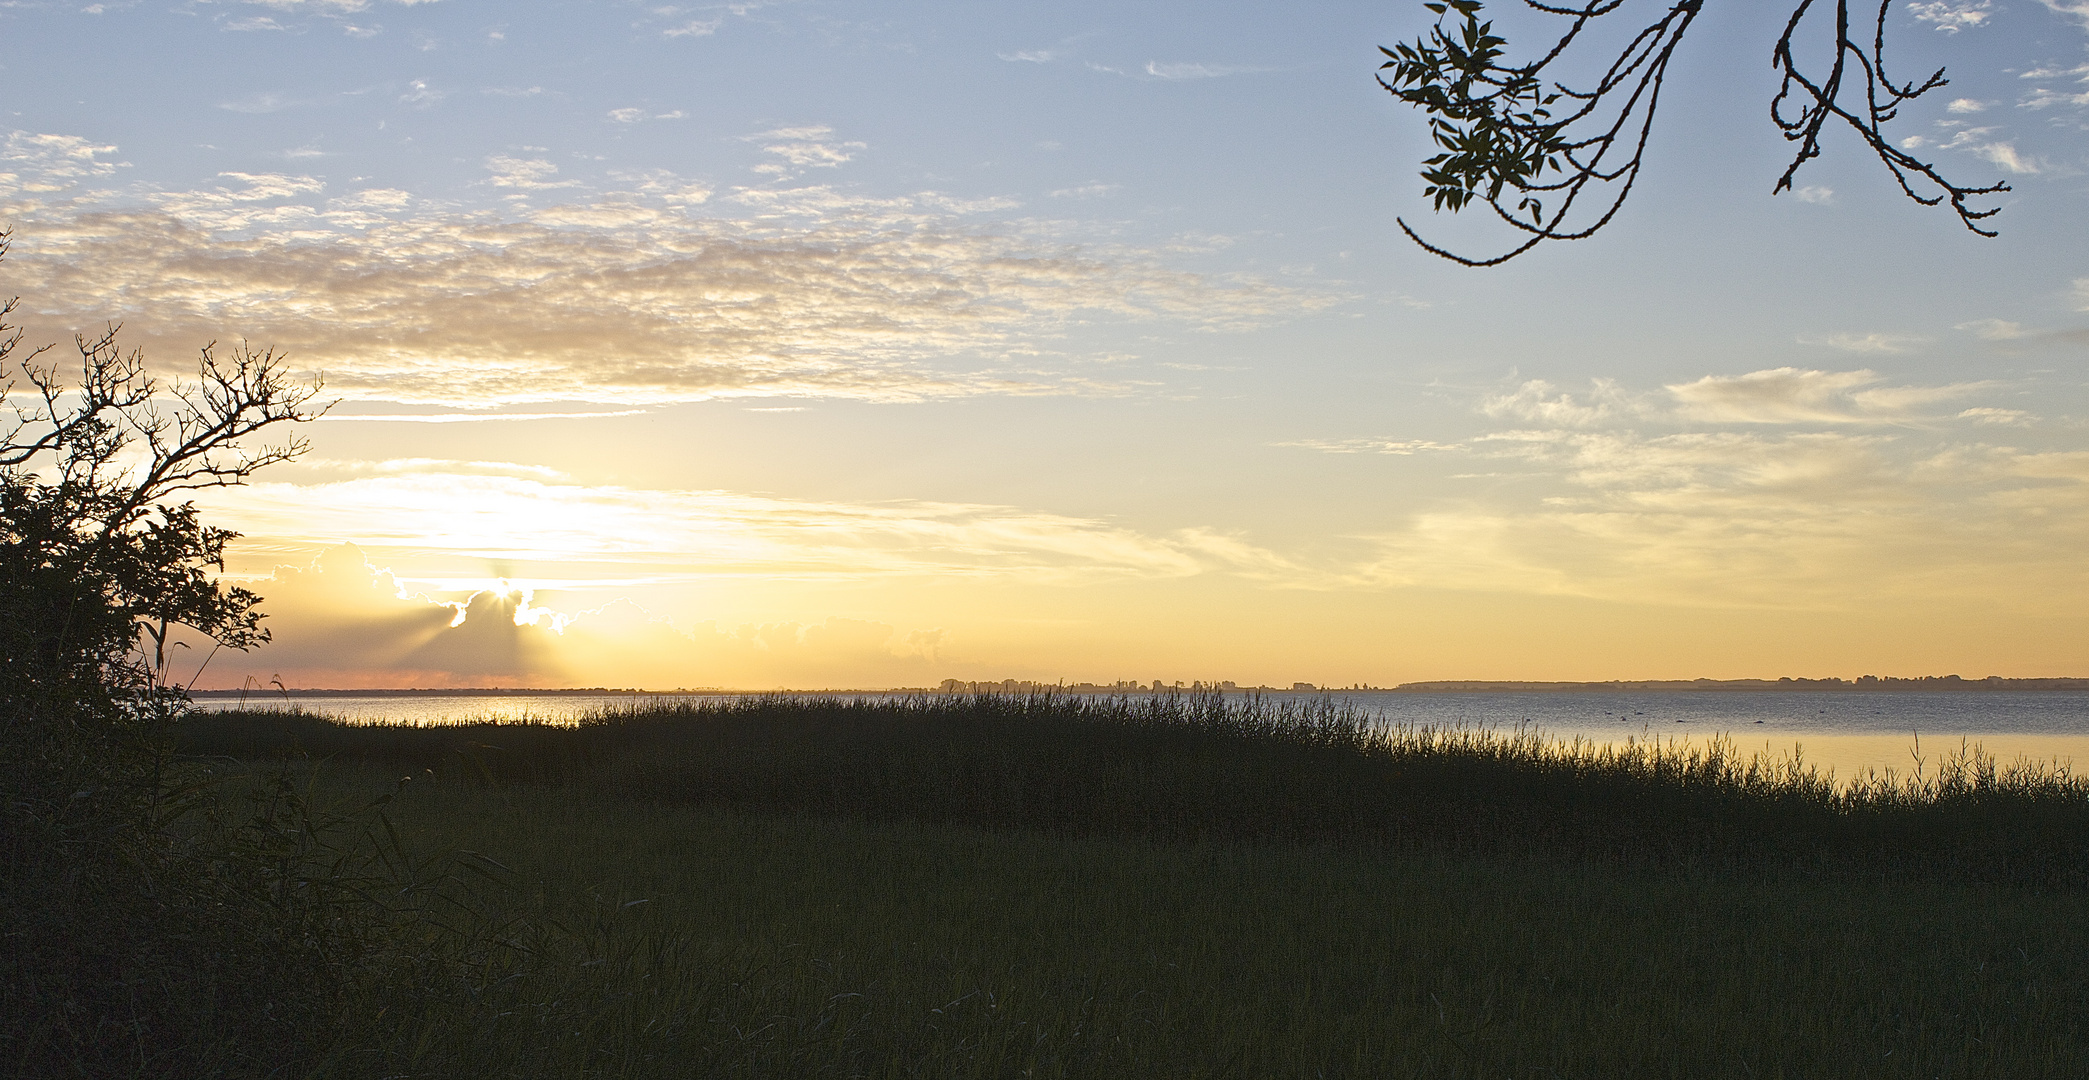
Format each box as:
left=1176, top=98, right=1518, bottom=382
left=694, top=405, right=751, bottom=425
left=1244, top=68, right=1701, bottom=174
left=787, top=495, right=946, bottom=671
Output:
left=196, top=690, right=2089, bottom=780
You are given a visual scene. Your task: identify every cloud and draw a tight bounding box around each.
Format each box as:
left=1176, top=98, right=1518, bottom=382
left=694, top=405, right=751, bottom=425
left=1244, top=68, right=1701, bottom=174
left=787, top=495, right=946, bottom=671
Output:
left=0, top=132, right=122, bottom=193
left=398, top=79, right=443, bottom=108
left=482, top=155, right=580, bottom=190
left=1481, top=378, right=1642, bottom=427
left=2019, top=61, right=2089, bottom=110
left=151, top=172, right=327, bottom=216
left=1974, top=141, right=2039, bottom=173
left=1907, top=1, right=1994, bottom=32
left=1800, top=331, right=1928, bottom=354
left=1047, top=182, right=1120, bottom=199
left=321, top=409, right=650, bottom=423
left=221, top=0, right=444, bottom=13
left=1340, top=366, right=2086, bottom=610
left=1354, top=425, right=2089, bottom=610
left=1275, top=438, right=1461, bottom=455
left=1666, top=368, right=1991, bottom=424
left=299, top=457, right=571, bottom=479
left=0, top=140, right=1316, bottom=406
left=204, top=470, right=1295, bottom=584
left=1790, top=185, right=1834, bottom=204
left=1915, top=126, right=2042, bottom=172
left=999, top=49, right=1058, bottom=62
left=197, top=543, right=971, bottom=689
left=2035, top=0, right=2089, bottom=26
left=1957, top=318, right=2026, bottom=340
left=663, top=19, right=722, bottom=38
left=1142, top=61, right=1267, bottom=80
left=1480, top=369, right=2002, bottom=429
left=607, top=107, right=646, bottom=124
left=746, top=125, right=865, bottom=174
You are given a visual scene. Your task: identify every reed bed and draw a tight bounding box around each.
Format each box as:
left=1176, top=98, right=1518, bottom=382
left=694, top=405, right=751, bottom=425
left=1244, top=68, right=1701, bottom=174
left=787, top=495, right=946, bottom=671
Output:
left=29, top=690, right=2087, bottom=1077
left=177, top=691, right=2089, bottom=886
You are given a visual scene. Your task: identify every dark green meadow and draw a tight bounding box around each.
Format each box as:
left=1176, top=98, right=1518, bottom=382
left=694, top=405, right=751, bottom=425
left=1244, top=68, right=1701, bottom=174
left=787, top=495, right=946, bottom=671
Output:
left=18, top=693, right=2089, bottom=1077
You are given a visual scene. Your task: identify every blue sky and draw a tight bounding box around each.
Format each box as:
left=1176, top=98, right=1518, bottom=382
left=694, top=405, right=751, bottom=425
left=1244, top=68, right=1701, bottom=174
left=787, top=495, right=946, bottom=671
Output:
left=3, top=0, right=2086, bottom=688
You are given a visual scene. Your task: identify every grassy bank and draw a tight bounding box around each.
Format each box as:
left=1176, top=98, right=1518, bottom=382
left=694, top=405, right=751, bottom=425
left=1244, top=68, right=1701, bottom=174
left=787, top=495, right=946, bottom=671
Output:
left=119, top=692, right=2089, bottom=1076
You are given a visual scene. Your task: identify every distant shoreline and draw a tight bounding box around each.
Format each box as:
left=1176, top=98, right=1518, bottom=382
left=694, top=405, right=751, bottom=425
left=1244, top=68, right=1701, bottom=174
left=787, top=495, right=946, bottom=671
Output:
left=190, top=676, right=2089, bottom=698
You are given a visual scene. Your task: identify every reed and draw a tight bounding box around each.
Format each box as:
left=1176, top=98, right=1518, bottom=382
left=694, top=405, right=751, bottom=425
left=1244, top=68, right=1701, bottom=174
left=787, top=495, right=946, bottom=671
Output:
left=176, top=691, right=2089, bottom=886
left=27, top=690, right=2079, bottom=1076
left=287, top=764, right=2089, bottom=1078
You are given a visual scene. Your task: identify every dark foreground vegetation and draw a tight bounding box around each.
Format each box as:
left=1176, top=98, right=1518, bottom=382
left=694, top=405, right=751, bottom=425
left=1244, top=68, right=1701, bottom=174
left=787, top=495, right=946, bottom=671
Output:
left=16, top=691, right=2089, bottom=1079
left=182, top=692, right=2089, bottom=887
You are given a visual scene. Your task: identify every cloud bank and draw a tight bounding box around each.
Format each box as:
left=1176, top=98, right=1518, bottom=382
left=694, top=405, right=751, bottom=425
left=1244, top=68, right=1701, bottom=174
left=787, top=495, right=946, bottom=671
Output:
left=0, top=131, right=1317, bottom=406
left=1299, top=368, right=2082, bottom=611
left=199, top=544, right=961, bottom=689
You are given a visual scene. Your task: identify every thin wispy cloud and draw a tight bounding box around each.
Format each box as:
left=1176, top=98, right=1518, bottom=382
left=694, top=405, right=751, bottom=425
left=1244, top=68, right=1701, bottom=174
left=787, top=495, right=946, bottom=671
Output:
left=298, top=457, right=571, bottom=480
left=2035, top=0, right=2089, bottom=27
left=1355, top=424, right=2089, bottom=610
left=1481, top=369, right=2003, bottom=428
left=1957, top=407, right=2033, bottom=425
left=216, top=91, right=306, bottom=114
left=398, top=79, right=443, bottom=108
left=321, top=410, right=652, bottom=424
left=1800, top=331, right=1929, bottom=353
left=746, top=125, right=865, bottom=175
left=1275, top=438, right=1461, bottom=455
left=1666, top=368, right=1992, bottom=425
left=1958, top=318, right=2027, bottom=339
left=208, top=472, right=1293, bottom=583
left=1142, top=61, right=1270, bottom=80
left=1333, top=365, right=2076, bottom=609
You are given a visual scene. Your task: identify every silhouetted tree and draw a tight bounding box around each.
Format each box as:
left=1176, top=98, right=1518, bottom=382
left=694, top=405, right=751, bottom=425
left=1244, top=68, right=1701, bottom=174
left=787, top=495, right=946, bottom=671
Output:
left=0, top=230, right=324, bottom=725
left=0, top=229, right=342, bottom=1078
left=1380, top=0, right=2010, bottom=265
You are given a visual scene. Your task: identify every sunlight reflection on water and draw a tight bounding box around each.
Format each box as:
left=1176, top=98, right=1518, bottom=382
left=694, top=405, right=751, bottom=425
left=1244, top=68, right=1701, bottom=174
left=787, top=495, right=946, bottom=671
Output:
left=1348, top=691, right=2089, bottom=779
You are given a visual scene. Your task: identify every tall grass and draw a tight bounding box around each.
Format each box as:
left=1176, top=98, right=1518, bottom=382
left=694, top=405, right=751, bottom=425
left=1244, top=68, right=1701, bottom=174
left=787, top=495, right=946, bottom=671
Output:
left=177, top=691, right=2089, bottom=886
left=35, top=689, right=2072, bottom=1077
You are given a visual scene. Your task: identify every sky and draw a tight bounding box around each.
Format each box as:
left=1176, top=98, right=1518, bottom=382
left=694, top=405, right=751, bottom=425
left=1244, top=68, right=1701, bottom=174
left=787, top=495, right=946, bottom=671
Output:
left=2, top=0, right=2086, bottom=689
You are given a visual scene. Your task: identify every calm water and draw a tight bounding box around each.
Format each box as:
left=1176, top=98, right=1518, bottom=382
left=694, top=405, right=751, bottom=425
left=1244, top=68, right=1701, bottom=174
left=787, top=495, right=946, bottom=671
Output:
left=197, top=690, right=2089, bottom=779
left=1348, top=690, right=2089, bottom=778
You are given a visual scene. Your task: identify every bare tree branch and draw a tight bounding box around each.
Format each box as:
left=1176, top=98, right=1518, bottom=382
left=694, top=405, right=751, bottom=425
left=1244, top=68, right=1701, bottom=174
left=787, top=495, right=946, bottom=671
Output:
left=2, top=231, right=331, bottom=701
left=1380, top=0, right=2008, bottom=265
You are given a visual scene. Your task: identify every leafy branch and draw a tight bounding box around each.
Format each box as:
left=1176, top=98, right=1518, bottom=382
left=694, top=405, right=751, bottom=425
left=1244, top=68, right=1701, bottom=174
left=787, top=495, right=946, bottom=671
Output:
left=1379, top=0, right=2008, bottom=266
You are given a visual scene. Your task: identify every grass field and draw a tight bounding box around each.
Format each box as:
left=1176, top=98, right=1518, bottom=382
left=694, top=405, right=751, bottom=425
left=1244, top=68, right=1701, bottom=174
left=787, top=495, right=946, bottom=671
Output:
left=60, top=692, right=2089, bottom=1076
